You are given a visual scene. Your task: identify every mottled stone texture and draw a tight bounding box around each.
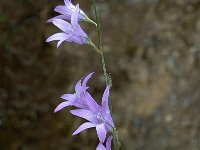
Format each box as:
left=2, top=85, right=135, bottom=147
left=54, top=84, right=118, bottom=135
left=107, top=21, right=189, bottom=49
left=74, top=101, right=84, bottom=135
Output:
left=0, top=0, right=200, bottom=149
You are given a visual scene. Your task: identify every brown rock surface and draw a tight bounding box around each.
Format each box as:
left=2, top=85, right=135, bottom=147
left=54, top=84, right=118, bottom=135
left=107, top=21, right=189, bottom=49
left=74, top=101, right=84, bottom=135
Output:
left=0, top=0, right=200, bottom=149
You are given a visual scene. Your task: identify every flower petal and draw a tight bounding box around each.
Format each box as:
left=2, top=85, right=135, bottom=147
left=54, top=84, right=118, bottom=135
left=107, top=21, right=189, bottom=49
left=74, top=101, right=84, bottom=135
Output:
left=47, top=15, right=69, bottom=23
left=71, top=4, right=79, bottom=27
left=61, top=94, right=75, bottom=101
left=73, top=122, right=96, bottom=135
left=69, top=34, right=87, bottom=44
left=70, top=109, right=97, bottom=123
left=54, top=5, right=71, bottom=15
left=64, top=0, right=72, bottom=6
left=86, top=92, right=101, bottom=113
left=101, top=86, right=113, bottom=127
left=106, top=136, right=113, bottom=150
left=52, top=19, right=72, bottom=33
left=75, top=80, right=82, bottom=93
left=57, top=40, right=64, bottom=48
left=54, top=101, right=72, bottom=113
left=46, top=33, right=70, bottom=42
left=82, top=72, right=94, bottom=89
left=102, top=85, right=110, bottom=106
left=102, top=101, right=114, bottom=129
left=96, top=143, right=106, bottom=150
left=96, top=123, right=107, bottom=143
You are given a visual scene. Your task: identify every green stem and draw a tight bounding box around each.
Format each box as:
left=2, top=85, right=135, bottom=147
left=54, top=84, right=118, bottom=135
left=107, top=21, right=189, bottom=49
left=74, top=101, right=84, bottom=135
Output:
left=92, top=0, right=111, bottom=87
left=88, top=40, right=110, bottom=86
left=100, top=52, right=109, bottom=86
left=92, top=0, right=103, bottom=50
left=91, top=1, right=121, bottom=150
left=85, top=16, right=97, bottom=26
left=88, top=39, right=102, bottom=55
left=112, top=128, right=121, bottom=150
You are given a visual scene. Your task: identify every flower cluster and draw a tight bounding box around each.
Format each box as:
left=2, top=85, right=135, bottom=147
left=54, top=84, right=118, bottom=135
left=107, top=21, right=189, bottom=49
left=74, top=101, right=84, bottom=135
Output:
left=55, top=72, right=115, bottom=149
left=46, top=0, right=96, bottom=48
left=46, top=0, right=120, bottom=149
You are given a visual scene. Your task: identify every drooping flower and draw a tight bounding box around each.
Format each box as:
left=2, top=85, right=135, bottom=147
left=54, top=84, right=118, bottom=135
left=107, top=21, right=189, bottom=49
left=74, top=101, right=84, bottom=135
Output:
left=54, top=72, right=94, bottom=113
left=54, top=72, right=115, bottom=147
left=46, top=4, right=89, bottom=47
left=96, top=136, right=112, bottom=150
left=48, top=0, right=96, bottom=25
left=70, top=85, right=115, bottom=143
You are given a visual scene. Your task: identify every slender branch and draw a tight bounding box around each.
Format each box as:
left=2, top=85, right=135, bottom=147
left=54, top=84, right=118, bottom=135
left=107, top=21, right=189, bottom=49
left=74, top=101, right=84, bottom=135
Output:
left=88, top=39, right=102, bottom=55
left=101, top=52, right=109, bottom=86
left=112, top=128, right=121, bottom=150
left=92, top=0, right=110, bottom=86
left=91, top=1, right=121, bottom=150
left=92, top=0, right=102, bottom=50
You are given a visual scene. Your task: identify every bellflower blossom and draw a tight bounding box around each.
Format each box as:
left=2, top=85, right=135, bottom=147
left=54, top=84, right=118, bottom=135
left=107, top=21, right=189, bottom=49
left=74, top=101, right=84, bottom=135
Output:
left=54, top=72, right=115, bottom=147
left=48, top=0, right=96, bottom=25
left=46, top=4, right=89, bottom=47
left=70, top=85, right=115, bottom=143
left=54, top=72, right=94, bottom=112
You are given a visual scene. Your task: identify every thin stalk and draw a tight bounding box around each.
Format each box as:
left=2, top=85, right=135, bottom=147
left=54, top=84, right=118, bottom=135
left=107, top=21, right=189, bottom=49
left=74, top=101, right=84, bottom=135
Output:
left=85, top=16, right=97, bottom=26
left=92, top=0, right=111, bottom=87
left=100, top=52, right=109, bottom=86
left=88, top=39, right=102, bottom=54
left=91, top=0, right=121, bottom=150
left=88, top=40, right=110, bottom=86
left=112, top=128, right=121, bottom=150
left=92, top=0, right=103, bottom=50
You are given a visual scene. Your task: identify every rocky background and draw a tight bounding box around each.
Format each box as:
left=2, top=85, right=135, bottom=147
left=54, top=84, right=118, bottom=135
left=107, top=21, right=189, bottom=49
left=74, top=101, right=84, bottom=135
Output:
left=0, top=0, right=200, bottom=149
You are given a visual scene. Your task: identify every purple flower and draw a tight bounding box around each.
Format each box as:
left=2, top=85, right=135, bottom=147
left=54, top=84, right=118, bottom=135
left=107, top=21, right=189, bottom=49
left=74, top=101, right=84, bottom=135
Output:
left=70, top=85, right=115, bottom=143
left=54, top=72, right=115, bottom=147
left=54, top=72, right=94, bottom=113
left=96, top=136, right=112, bottom=150
left=48, top=0, right=96, bottom=25
left=46, top=4, right=89, bottom=47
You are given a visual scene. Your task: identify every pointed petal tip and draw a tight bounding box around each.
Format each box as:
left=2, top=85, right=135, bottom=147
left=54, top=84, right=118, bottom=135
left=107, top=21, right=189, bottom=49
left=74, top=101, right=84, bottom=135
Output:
left=54, top=104, right=65, bottom=113
left=46, top=38, right=50, bottom=42
left=96, top=123, right=107, bottom=143
left=54, top=101, right=71, bottom=113
left=54, top=108, right=59, bottom=113
left=69, top=109, right=73, bottom=113
left=85, top=72, right=94, bottom=79
left=72, top=122, right=96, bottom=136
left=90, top=72, right=94, bottom=75
left=46, top=19, right=52, bottom=23
left=46, top=35, right=55, bottom=43
left=51, top=18, right=61, bottom=24
left=57, top=40, right=63, bottom=48
left=82, top=72, right=94, bottom=88
left=61, top=94, right=75, bottom=100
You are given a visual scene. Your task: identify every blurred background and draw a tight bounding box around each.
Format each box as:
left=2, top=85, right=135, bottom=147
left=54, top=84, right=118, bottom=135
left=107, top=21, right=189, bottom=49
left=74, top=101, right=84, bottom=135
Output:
left=1, top=0, right=200, bottom=149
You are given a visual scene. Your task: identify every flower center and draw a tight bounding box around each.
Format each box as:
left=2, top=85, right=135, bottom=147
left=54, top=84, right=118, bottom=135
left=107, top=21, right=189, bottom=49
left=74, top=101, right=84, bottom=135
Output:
left=95, top=113, right=104, bottom=123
